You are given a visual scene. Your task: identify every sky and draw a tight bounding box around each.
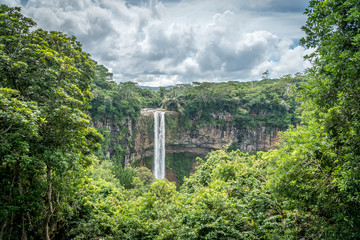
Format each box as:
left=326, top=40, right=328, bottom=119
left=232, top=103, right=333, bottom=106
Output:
left=1, top=0, right=312, bottom=86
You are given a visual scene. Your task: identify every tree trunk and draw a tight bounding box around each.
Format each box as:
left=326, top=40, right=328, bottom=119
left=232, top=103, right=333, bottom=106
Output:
left=0, top=220, right=7, bottom=240
left=19, top=179, right=27, bottom=240
left=21, top=214, right=27, bottom=240
left=44, top=163, right=53, bottom=240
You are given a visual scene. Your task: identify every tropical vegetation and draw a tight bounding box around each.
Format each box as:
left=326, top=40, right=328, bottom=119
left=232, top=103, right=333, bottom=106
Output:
left=1, top=0, right=359, bottom=239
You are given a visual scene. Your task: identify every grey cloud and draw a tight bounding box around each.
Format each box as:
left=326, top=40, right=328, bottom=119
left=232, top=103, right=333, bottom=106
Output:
left=2, top=0, right=311, bottom=86
left=264, top=0, right=308, bottom=12
left=25, top=2, right=109, bottom=38
left=228, top=0, right=308, bottom=13
left=196, top=44, right=222, bottom=72
left=140, top=23, right=195, bottom=64
left=197, top=31, right=278, bottom=73
left=126, top=0, right=181, bottom=6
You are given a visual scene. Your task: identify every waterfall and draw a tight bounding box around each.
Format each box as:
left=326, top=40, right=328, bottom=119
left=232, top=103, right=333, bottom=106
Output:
left=154, top=111, right=165, bottom=179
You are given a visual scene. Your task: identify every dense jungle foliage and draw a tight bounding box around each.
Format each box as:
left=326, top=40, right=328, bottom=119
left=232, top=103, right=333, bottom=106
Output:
left=1, top=0, right=360, bottom=239
left=90, top=64, right=307, bottom=164
left=89, top=59, right=306, bottom=189
left=160, top=76, right=306, bottom=130
left=91, top=66, right=306, bottom=131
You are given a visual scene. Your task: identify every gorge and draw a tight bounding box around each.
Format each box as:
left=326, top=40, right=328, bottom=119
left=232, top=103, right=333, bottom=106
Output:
left=89, top=75, right=306, bottom=185
left=92, top=107, right=284, bottom=185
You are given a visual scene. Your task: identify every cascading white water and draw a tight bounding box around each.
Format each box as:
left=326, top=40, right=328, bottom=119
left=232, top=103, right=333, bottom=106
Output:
left=160, top=111, right=165, bottom=178
left=154, top=111, right=159, bottom=177
left=154, top=111, right=165, bottom=179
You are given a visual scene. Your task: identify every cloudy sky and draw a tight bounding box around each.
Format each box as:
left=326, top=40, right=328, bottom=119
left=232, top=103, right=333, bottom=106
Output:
left=2, top=0, right=312, bottom=86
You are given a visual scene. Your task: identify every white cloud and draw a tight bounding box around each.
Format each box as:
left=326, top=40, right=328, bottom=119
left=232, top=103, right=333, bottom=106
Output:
left=1, top=0, right=311, bottom=86
left=252, top=46, right=313, bottom=78
left=272, top=46, right=313, bottom=76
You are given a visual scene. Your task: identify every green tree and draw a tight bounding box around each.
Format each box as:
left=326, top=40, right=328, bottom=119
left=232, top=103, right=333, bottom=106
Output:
left=300, top=0, right=360, bottom=235
left=265, top=0, right=360, bottom=238
left=0, top=5, right=102, bottom=239
left=161, top=90, right=186, bottom=112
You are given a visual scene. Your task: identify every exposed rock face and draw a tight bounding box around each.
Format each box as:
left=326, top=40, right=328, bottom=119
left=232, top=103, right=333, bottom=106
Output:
left=238, top=126, right=280, bottom=152
left=92, top=108, right=281, bottom=165
left=91, top=116, right=134, bottom=162
left=123, top=108, right=281, bottom=165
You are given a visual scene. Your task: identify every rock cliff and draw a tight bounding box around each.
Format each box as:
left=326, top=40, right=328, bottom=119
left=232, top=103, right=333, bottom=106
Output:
left=123, top=108, right=281, bottom=165
left=92, top=108, right=281, bottom=166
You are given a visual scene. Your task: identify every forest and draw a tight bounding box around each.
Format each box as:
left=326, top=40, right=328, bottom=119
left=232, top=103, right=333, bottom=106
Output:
left=1, top=0, right=360, bottom=239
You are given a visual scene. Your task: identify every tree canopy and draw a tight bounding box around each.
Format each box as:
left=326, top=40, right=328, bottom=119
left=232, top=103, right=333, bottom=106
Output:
left=0, top=5, right=102, bottom=239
